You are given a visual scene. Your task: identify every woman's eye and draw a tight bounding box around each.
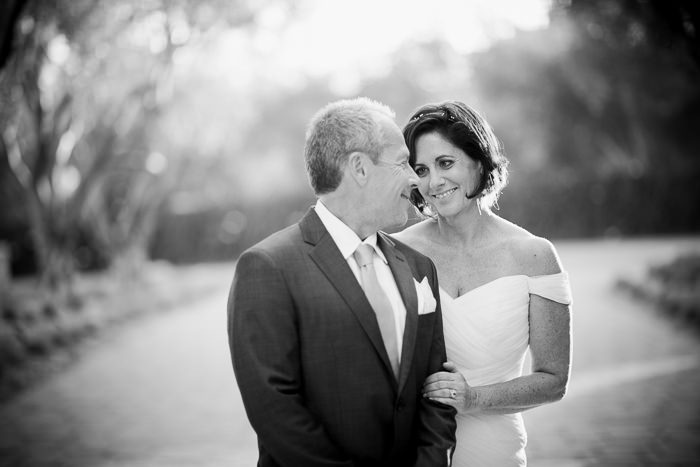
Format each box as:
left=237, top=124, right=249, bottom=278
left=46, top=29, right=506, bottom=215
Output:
left=438, top=159, right=455, bottom=169
left=414, top=166, right=428, bottom=177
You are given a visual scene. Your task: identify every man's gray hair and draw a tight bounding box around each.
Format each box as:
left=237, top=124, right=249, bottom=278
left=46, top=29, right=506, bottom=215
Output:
left=304, top=97, right=395, bottom=195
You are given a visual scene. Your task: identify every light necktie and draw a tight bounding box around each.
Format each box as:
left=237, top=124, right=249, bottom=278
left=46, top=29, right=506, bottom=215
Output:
left=354, top=243, right=400, bottom=377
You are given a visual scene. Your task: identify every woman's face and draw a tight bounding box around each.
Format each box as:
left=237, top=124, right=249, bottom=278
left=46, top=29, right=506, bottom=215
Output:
left=413, top=131, right=482, bottom=218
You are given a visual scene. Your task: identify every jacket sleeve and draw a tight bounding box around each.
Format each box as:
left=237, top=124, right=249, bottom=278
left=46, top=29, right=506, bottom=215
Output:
left=413, top=259, right=457, bottom=467
left=228, top=248, right=354, bottom=467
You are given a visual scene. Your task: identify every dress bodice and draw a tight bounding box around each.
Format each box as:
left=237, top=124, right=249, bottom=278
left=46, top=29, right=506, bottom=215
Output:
left=441, top=272, right=572, bottom=467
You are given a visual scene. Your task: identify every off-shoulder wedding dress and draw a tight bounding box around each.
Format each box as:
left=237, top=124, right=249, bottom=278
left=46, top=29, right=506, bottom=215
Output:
left=441, top=273, right=572, bottom=467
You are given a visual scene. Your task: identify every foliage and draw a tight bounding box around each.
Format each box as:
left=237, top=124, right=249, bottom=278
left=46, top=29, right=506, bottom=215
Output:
left=1, top=0, right=699, bottom=272
left=0, top=260, right=228, bottom=402
left=0, top=0, right=276, bottom=284
left=462, top=0, right=700, bottom=238
left=150, top=192, right=316, bottom=263
left=650, top=253, right=700, bottom=288
left=618, top=251, right=700, bottom=328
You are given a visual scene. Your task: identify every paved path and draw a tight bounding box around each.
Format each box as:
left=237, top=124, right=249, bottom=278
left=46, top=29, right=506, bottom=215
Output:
left=1, top=238, right=699, bottom=466
left=524, top=237, right=700, bottom=466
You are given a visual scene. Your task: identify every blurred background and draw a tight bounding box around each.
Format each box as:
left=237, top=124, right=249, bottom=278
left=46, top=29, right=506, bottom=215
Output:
left=1, top=0, right=699, bottom=466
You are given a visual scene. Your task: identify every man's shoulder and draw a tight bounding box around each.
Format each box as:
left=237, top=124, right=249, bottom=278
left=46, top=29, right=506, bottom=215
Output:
left=391, top=220, right=434, bottom=255
left=382, top=231, right=434, bottom=270
left=243, top=222, right=304, bottom=259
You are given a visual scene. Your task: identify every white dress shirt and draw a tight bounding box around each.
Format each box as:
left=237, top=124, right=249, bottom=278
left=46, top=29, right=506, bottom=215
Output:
left=315, top=201, right=406, bottom=359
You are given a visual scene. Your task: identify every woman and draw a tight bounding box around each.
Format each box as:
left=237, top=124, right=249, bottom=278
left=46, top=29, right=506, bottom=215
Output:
left=393, top=101, right=572, bottom=466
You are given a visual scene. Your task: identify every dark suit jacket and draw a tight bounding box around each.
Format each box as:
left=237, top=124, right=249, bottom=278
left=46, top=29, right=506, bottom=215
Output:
left=228, top=207, right=456, bottom=467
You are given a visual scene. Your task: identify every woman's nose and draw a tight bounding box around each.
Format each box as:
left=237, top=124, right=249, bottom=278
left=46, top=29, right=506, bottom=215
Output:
left=429, top=171, right=444, bottom=190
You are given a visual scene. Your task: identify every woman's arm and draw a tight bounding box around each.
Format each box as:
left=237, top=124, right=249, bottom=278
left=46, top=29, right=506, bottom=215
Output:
left=423, top=237, right=572, bottom=414
left=462, top=295, right=570, bottom=415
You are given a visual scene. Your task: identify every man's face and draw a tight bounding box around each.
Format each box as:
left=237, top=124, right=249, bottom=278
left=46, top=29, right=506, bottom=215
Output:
left=365, top=116, right=418, bottom=230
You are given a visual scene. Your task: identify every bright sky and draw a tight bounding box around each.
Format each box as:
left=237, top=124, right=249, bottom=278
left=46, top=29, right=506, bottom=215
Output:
left=269, top=0, right=551, bottom=73
left=194, top=0, right=552, bottom=93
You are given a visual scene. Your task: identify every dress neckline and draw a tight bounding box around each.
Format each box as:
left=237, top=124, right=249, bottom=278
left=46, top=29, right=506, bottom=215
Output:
left=439, top=272, right=568, bottom=302
left=439, top=274, right=527, bottom=302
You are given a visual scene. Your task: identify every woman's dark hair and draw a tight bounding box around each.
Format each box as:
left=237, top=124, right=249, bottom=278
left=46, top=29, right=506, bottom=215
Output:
left=402, top=101, right=509, bottom=213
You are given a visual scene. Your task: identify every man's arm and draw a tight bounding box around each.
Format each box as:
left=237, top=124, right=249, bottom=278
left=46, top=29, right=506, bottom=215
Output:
left=228, top=248, right=353, bottom=467
left=413, top=260, right=457, bottom=467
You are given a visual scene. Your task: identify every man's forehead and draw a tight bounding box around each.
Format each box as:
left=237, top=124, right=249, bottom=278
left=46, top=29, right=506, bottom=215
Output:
left=372, top=113, right=395, bottom=132
left=375, top=116, right=403, bottom=140
left=382, top=141, right=410, bottom=161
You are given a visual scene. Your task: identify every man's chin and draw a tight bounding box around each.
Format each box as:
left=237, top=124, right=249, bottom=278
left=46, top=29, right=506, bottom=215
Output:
left=378, top=210, right=409, bottom=231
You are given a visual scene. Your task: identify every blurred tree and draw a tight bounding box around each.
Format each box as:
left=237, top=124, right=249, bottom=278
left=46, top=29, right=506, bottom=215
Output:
left=549, top=0, right=700, bottom=176
left=467, top=0, right=700, bottom=237
left=0, top=0, right=27, bottom=70
left=554, top=0, right=700, bottom=67
left=0, top=0, right=276, bottom=286
left=7, top=0, right=695, bottom=272
left=154, top=11, right=700, bottom=263
left=147, top=39, right=477, bottom=262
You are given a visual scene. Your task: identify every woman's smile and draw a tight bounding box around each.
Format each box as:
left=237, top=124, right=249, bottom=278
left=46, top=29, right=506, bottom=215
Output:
left=432, top=187, right=458, bottom=200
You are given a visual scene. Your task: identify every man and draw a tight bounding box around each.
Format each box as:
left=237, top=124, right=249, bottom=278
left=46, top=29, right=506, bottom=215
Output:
left=228, top=97, right=456, bottom=467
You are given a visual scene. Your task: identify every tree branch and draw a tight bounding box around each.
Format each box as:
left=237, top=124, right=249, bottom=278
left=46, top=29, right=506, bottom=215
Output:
left=0, top=0, right=28, bottom=71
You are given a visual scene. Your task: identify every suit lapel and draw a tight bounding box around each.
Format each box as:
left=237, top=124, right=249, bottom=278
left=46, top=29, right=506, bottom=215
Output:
left=378, top=232, right=419, bottom=394
left=301, top=209, right=396, bottom=380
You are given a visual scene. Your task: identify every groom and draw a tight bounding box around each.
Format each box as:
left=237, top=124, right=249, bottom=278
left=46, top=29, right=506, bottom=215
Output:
left=228, top=97, right=456, bottom=466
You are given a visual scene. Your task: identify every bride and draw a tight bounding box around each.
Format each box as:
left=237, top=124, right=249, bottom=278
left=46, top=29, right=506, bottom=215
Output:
left=393, top=101, right=572, bottom=466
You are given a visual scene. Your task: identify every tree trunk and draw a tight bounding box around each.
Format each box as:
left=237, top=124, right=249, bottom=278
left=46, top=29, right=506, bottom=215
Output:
left=0, top=242, right=11, bottom=306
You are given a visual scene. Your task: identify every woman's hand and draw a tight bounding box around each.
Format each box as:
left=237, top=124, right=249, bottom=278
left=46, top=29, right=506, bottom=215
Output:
left=422, top=361, right=475, bottom=413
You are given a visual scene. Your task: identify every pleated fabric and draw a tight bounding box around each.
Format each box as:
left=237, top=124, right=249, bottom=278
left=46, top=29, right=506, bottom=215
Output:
left=442, top=273, right=572, bottom=467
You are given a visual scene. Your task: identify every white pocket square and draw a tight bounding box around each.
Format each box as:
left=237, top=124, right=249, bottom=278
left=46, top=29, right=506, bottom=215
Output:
left=414, top=277, right=437, bottom=315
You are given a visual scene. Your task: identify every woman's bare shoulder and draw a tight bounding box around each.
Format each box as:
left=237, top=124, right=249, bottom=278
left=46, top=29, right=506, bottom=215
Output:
left=490, top=217, right=562, bottom=275
left=510, top=234, right=562, bottom=276
left=392, top=219, right=435, bottom=253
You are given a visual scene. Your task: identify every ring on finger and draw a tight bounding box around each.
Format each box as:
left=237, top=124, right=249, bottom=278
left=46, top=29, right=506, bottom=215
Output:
left=450, top=389, right=457, bottom=399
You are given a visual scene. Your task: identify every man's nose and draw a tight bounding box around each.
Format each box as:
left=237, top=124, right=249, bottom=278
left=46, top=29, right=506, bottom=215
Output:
left=406, top=167, right=419, bottom=188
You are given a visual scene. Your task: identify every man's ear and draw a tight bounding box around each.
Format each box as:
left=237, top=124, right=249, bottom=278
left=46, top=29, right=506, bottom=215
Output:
left=346, top=151, right=369, bottom=186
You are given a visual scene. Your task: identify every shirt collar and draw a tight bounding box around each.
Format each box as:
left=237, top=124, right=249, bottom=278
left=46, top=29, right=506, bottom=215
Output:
left=315, top=200, right=388, bottom=264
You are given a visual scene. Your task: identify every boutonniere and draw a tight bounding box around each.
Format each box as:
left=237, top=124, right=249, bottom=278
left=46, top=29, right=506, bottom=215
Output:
left=414, top=277, right=437, bottom=315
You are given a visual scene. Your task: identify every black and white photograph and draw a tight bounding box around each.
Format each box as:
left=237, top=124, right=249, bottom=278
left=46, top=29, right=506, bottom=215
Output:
left=1, top=0, right=699, bottom=465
